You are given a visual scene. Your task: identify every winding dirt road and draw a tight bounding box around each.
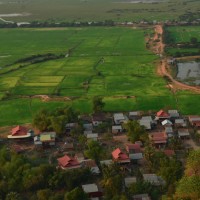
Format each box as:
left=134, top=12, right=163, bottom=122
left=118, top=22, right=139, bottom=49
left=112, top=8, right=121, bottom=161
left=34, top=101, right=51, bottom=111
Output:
left=154, top=25, right=200, bottom=94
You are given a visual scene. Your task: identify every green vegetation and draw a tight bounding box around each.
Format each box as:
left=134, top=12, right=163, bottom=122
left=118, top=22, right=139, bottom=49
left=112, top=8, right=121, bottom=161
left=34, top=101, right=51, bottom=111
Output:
left=165, top=26, right=200, bottom=57
left=0, top=0, right=200, bottom=22
left=0, top=26, right=199, bottom=126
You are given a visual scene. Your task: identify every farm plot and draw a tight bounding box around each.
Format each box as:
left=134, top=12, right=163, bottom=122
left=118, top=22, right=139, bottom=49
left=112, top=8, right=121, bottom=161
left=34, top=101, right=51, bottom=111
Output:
left=165, top=26, right=200, bottom=56
left=1, top=26, right=199, bottom=126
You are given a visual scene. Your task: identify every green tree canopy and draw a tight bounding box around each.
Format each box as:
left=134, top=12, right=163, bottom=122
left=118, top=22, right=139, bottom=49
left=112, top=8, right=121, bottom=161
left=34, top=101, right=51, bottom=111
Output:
left=84, top=140, right=104, bottom=163
left=123, top=120, right=148, bottom=143
left=92, top=96, right=105, bottom=113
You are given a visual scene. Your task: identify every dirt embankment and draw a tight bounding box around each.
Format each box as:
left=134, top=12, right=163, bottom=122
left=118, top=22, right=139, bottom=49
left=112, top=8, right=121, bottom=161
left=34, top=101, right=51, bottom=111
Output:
left=152, top=25, right=200, bottom=94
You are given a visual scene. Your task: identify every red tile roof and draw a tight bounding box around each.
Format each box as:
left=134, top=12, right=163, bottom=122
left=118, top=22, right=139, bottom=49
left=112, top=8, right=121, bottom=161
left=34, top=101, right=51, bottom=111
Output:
left=57, top=155, right=80, bottom=169
left=11, top=126, right=27, bottom=136
left=156, top=110, right=169, bottom=118
left=126, top=143, right=141, bottom=153
left=112, top=148, right=129, bottom=160
left=150, top=132, right=167, bottom=144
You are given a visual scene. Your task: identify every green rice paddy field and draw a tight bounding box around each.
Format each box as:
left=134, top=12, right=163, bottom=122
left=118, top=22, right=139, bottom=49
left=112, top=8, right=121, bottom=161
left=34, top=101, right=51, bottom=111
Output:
left=166, top=26, right=200, bottom=56
left=0, top=27, right=200, bottom=126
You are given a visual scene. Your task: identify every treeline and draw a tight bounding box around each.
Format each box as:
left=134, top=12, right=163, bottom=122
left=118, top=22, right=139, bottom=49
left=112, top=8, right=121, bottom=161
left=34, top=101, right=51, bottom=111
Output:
left=0, top=20, right=115, bottom=28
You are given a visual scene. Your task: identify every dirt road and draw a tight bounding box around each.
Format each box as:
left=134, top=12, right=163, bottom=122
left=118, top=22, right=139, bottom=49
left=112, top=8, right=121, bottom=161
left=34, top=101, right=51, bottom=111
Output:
left=154, top=25, right=200, bottom=94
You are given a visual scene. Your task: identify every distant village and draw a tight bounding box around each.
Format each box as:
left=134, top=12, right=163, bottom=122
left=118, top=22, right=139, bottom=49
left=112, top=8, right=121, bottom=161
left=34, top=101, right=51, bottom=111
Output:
left=4, top=108, right=200, bottom=200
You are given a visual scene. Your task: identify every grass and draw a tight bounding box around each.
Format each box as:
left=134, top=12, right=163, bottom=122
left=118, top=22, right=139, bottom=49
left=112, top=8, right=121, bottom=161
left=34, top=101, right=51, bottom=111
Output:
left=0, top=26, right=199, bottom=126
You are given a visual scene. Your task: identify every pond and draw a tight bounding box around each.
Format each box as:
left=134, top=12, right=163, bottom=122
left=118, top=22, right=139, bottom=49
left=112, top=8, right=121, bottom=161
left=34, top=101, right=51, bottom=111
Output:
left=177, top=61, right=200, bottom=86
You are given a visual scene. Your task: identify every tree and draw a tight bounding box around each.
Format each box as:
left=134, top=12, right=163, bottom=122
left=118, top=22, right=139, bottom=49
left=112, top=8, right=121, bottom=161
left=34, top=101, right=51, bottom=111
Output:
left=158, top=158, right=182, bottom=186
left=92, top=96, right=105, bottom=113
left=37, top=189, right=52, bottom=200
left=5, top=192, right=22, bottom=200
left=123, top=120, right=147, bottom=143
left=84, top=140, right=104, bottom=163
left=65, top=187, right=89, bottom=200
left=50, top=115, right=66, bottom=136
left=174, top=176, right=200, bottom=200
left=101, top=163, right=124, bottom=199
left=185, top=149, right=200, bottom=176
left=32, top=109, right=51, bottom=131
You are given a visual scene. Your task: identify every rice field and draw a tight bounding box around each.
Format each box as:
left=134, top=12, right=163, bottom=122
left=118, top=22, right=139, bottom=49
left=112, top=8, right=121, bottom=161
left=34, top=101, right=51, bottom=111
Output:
left=0, top=26, right=199, bottom=126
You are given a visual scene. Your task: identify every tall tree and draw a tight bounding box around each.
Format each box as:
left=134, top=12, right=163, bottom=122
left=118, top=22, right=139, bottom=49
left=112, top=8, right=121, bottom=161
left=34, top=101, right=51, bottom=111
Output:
left=185, top=149, right=200, bottom=176
left=65, top=187, right=89, bottom=200
left=84, top=141, right=104, bottom=163
left=123, top=120, right=147, bottom=143
left=92, top=96, right=105, bottom=113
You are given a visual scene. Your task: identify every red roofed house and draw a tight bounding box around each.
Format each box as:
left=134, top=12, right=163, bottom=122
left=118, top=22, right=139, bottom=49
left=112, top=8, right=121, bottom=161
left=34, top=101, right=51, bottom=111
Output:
left=156, top=110, right=170, bottom=120
left=126, top=143, right=143, bottom=162
left=8, top=126, right=31, bottom=139
left=112, top=148, right=130, bottom=164
left=57, top=155, right=81, bottom=170
left=188, top=116, right=200, bottom=128
left=126, top=143, right=141, bottom=154
left=149, top=132, right=168, bottom=148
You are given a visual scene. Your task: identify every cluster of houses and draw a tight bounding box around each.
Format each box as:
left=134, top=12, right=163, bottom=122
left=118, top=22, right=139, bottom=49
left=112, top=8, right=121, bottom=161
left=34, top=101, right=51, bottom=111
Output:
left=7, top=109, right=200, bottom=200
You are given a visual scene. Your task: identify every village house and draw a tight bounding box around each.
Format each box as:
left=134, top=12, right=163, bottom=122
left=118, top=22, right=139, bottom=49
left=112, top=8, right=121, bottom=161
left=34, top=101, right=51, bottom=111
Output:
left=175, top=118, right=187, bottom=128
left=155, top=109, right=170, bottom=120
left=165, top=126, right=174, bottom=137
left=161, top=119, right=173, bottom=127
left=139, top=116, right=153, bottom=130
left=92, top=113, right=107, bottom=126
left=126, top=143, right=143, bottom=161
left=168, top=110, right=180, bottom=119
left=57, top=154, right=81, bottom=170
left=113, top=113, right=127, bottom=125
left=112, top=125, right=123, bottom=134
left=188, top=116, right=200, bottom=128
left=143, top=174, right=165, bottom=186
left=178, top=129, right=190, bottom=139
left=8, top=125, right=32, bottom=139
left=34, top=132, right=56, bottom=147
left=87, top=133, right=99, bottom=141
left=112, top=148, right=130, bottom=164
left=80, top=115, right=93, bottom=131
left=82, top=159, right=100, bottom=175
left=82, top=183, right=102, bottom=200
left=129, top=111, right=141, bottom=120
left=149, top=132, right=168, bottom=148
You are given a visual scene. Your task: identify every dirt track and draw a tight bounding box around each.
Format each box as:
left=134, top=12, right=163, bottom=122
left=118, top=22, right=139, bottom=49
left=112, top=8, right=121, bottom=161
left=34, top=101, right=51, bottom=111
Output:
left=154, top=25, right=200, bottom=94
